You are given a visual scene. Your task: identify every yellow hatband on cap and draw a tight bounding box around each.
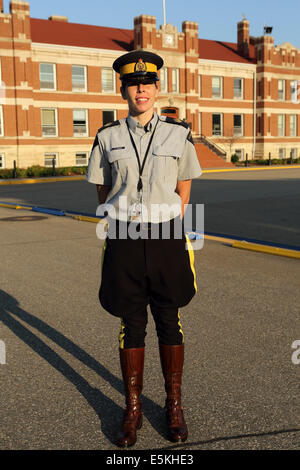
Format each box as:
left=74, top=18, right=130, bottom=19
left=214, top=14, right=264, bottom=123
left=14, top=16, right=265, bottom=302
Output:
left=120, top=61, right=157, bottom=78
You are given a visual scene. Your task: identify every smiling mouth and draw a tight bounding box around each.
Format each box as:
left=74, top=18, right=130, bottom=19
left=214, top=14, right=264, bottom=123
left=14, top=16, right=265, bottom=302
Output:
left=136, top=98, right=149, bottom=103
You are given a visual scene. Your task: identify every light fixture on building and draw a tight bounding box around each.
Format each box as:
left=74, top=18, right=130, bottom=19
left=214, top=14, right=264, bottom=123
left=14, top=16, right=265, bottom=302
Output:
left=264, top=26, right=273, bottom=35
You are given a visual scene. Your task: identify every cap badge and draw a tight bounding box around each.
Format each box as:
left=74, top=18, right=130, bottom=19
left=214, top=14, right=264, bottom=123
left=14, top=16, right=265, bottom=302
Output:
left=135, top=58, right=147, bottom=72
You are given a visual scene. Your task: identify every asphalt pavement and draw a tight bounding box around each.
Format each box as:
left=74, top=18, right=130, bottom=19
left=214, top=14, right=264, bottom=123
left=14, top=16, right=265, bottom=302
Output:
left=0, top=194, right=299, bottom=449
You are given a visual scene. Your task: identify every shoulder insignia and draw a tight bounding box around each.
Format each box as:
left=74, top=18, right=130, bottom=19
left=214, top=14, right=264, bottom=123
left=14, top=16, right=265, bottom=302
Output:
left=187, top=130, right=194, bottom=146
left=164, top=117, right=190, bottom=129
left=97, top=120, right=120, bottom=133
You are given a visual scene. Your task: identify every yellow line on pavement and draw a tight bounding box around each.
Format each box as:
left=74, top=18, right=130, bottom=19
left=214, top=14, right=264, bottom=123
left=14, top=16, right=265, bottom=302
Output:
left=0, top=176, right=86, bottom=185
left=203, top=165, right=300, bottom=173
left=232, top=240, right=300, bottom=259
left=72, top=215, right=101, bottom=223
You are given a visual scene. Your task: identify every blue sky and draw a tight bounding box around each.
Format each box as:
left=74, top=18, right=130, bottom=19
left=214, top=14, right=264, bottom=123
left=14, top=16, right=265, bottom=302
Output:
left=3, top=0, right=300, bottom=49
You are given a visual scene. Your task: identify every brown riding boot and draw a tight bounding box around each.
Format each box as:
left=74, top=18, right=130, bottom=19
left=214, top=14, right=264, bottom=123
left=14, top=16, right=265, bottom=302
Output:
left=159, top=343, right=188, bottom=443
left=116, top=347, right=144, bottom=448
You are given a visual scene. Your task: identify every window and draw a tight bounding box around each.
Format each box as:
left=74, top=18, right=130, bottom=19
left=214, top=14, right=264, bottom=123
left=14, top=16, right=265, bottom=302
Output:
left=73, top=109, right=88, bottom=136
left=198, top=75, right=201, bottom=97
left=278, top=114, right=285, bottom=137
left=278, top=79, right=285, bottom=101
left=290, top=114, right=297, bottom=137
left=72, top=65, right=87, bottom=92
left=102, top=110, right=116, bottom=126
left=75, top=152, right=88, bottom=166
left=41, top=108, right=57, bottom=137
left=290, top=148, right=297, bottom=159
left=0, top=105, right=3, bottom=136
left=160, top=67, right=168, bottom=93
left=198, top=112, right=201, bottom=135
left=234, top=114, right=243, bottom=136
left=44, top=153, right=58, bottom=168
left=212, top=113, right=222, bottom=136
left=234, top=149, right=244, bottom=161
left=40, top=63, right=56, bottom=90
left=278, top=148, right=286, bottom=159
left=290, top=80, right=298, bottom=103
left=234, top=78, right=243, bottom=99
left=172, top=68, right=179, bottom=93
left=212, top=76, right=222, bottom=98
left=0, top=154, right=5, bottom=169
left=102, top=67, right=115, bottom=93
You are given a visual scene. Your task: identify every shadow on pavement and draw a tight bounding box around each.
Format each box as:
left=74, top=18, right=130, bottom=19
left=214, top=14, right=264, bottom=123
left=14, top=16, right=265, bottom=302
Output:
left=0, top=289, right=166, bottom=446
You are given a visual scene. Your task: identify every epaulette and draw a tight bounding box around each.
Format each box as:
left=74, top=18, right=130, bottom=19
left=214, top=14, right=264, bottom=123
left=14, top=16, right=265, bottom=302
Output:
left=164, top=117, right=190, bottom=130
left=97, top=120, right=120, bottom=133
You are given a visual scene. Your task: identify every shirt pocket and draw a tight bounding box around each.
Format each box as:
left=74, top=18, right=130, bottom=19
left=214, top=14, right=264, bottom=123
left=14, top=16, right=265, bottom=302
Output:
left=151, top=143, right=181, bottom=184
left=106, top=147, right=132, bottom=183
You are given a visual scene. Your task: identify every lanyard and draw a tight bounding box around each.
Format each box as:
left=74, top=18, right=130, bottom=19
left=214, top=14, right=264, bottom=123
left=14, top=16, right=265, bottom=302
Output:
left=126, top=118, right=159, bottom=192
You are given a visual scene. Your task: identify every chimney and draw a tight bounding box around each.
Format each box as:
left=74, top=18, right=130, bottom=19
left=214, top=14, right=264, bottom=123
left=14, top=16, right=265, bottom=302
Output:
left=0, top=0, right=4, bottom=13
left=48, top=15, right=68, bottom=22
left=237, top=18, right=250, bottom=57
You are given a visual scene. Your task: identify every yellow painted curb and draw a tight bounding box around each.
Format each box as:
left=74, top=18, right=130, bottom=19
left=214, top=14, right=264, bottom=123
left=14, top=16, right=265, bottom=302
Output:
left=0, top=176, right=86, bottom=185
left=0, top=202, right=32, bottom=210
left=232, top=240, right=300, bottom=259
left=203, top=165, right=300, bottom=173
left=72, top=215, right=102, bottom=223
left=204, top=234, right=236, bottom=244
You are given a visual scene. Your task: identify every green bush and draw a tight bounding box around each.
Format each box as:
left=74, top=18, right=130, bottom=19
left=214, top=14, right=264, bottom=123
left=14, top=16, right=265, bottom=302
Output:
left=231, top=153, right=239, bottom=163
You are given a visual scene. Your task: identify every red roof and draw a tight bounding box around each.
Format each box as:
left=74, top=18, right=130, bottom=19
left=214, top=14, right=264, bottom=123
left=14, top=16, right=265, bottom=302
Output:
left=199, top=39, right=256, bottom=63
left=30, top=18, right=134, bottom=51
left=30, top=18, right=256, bottom=63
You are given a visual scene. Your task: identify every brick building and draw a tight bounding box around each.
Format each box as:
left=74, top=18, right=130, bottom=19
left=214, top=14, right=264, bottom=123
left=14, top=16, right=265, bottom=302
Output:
left=0, top=0, right=300, bottom=169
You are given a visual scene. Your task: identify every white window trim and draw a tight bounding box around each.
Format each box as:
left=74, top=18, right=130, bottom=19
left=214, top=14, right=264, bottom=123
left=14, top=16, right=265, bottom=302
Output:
left=278, top=79, right=285, bottom=101
left=278, top=148, right=286, bottom=159
left=160, top=67, right=168, bottom=93
left=102, top=109, right=117, bottom=125
left=0, top=153, right=5, bottom=169
left=171, top=68, right=179, bottom=94
left=0, top=105, right=3, bottom=137
left=198, top=75, right=201, bottom=98
left=212, top=113, right=223, bottom=137
left=102, top=67, right=116, bottom=94
left=234, top=148, right=244, bottom=161
left=212, top=76, right=223, bottom=99
left=290, top=148, right=298, bottom=158
left=278, top=114, right=285, bottom=137
left=198, top=112, right=201, bottom=135
left=290, top=80, right=298, bottom=103
left=234, top=114, right=244, bottom=137
left=290, top=114, right=297, bottom=137
left=41, top=108, right=58, bottom=138
left=75, top=152, right=89, bottom=166
left=72, top=65, right=87, bottom=93
left=40, top=63, right=57, bottom=91
left=73, top=109, right=89, bottom=137
left=234, top=77, right=244, bottom=100
left=44, top=152, right=59, bottom=167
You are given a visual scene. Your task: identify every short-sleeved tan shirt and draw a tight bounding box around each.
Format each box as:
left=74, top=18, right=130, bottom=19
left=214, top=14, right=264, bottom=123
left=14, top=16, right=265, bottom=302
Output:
left=87, top=112, right=202, bottom=222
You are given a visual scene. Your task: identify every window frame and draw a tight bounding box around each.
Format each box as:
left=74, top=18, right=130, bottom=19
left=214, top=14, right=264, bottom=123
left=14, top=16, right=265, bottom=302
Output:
left=41, top=108, right=58, bottom=137
left=278, top=148, right=286, bottom=159
left=0, top=105, right=3, bottom=137
left=198, top=75, right=201, bottom=98
left=160, top=67, right=168, bottom=93
left=40, top=63, right=56, bottom=91
left=278, top=114, right=285, bottom=137
left=102, top=67, right=116, bottom=93
left=171, top=68, right=180, bottom=94
left=233, top=114, right=244, bottom=137
left=290, top=114, right=297, bottom=137
left=102, top=109, right=116, bottom=127
left=234, top=77, right=244, bottom=99
left=44, top=152, right=59, bottom=168
left=75, top=152, right=89, bottom=167
left=278, top=79, right=285, bottom=101
left=212, top=76, right=223, bottom=99
left=72, top=65, right=87, bottom=92
left=212, top=113, right=223, bottom=136
left=290, top=80, right=298, bottom=103
left=73, top=109, right=89, bottom=137
left=234, top=149, right=244, bottom=161
left=0, top=153, right=5, bottom=169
